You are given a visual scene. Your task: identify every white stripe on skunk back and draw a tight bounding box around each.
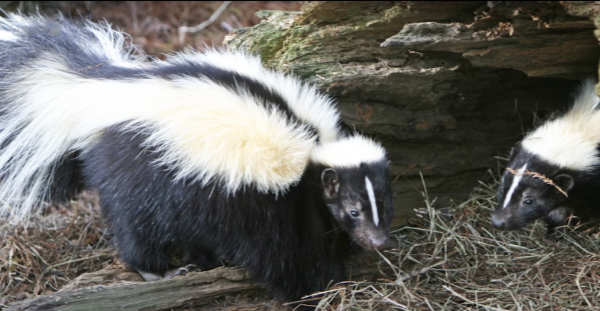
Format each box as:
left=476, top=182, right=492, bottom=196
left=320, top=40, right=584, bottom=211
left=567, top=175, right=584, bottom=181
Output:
left=0, top=14, right=385, bottom=221
left=522, top=79, right=600, bottom=171
left=165, top=51, right=341, bottom=144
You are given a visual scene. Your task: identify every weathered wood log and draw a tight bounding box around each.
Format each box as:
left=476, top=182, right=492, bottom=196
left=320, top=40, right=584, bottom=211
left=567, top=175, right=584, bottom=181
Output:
left=7, top=252, right=391, bottom=311
left=7, top=267, right=263, bottom=311
left=225, top=1, right=600, bottom=227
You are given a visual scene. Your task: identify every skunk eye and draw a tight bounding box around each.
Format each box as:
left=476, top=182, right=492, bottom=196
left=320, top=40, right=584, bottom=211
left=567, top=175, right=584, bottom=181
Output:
left=522, top=198, right=533, bottom=206
left=350, top=210, right=360, bottom=218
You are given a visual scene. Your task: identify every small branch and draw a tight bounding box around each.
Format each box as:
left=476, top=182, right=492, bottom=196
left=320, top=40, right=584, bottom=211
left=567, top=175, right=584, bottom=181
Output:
left=506, top=167, right=568, bottom=197
left=443, top=285, right=507, bottom=311
left=178, top=1, right=232, bottom=44
left=575, top=266, right=592, bottom=307
left=399, top=260, right=446, bottom=282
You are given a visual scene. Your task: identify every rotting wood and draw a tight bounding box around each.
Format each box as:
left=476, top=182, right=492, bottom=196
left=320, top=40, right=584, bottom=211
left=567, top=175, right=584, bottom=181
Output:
left=7, top=267, right=262, bottom=311
left=7, top=251, right=392, bottom=311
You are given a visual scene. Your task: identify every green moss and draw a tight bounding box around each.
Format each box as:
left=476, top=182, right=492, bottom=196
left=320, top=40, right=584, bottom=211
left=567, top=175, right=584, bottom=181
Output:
left=225, top=11, right=303, bottom=64
left=255, top=10, right=301, bottom=20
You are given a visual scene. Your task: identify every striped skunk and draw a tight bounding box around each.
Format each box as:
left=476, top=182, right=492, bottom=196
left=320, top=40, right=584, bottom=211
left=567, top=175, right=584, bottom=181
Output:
left=0, top=14, right=394, bottom=301
left=492, top=80, right=600, bottom=236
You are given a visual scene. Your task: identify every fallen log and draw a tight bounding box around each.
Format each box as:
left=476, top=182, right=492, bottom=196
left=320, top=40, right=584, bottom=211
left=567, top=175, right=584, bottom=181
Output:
left=7, top=267, right=263, bottom=311
left=7, top=250, right=391, bottom=311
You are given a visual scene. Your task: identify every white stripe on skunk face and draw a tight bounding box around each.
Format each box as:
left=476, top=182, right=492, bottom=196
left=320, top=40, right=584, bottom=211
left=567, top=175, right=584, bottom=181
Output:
left=321, top=164, right=391, bottom=250
left=365, top=176, right=379, bottom=226
left=502, top=164, right=527, bottom=209
left=493, top=147, right=575, bottom=231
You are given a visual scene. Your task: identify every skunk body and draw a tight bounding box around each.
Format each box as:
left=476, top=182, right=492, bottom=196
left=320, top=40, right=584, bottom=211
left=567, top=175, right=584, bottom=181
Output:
left=0, top=14, right=393, bottom=300
left=493, top=80, right=600, bottom=235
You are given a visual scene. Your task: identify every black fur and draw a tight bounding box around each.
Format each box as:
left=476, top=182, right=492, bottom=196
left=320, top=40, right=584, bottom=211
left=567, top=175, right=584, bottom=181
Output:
left=46, top=152, right=85, bottom=203
left=493, top=143, right=600, bottom=235
left=81, top=127, right=362, bottom=299
left=0, top=14, right=394, bottom=302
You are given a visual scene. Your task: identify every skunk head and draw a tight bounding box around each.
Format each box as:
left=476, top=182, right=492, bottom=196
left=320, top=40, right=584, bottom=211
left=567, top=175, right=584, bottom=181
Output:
left=493, top=80, right=600, bottom=231
left=312, top=136, right=393, bottom=250
left=492, top=143, right=574, bottom=230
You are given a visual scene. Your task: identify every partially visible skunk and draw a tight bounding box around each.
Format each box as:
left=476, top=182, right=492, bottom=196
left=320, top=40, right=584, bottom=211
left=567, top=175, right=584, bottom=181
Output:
left=0, top=14, right=394, bottom=301
left=493, top=80, right=600, bottom=236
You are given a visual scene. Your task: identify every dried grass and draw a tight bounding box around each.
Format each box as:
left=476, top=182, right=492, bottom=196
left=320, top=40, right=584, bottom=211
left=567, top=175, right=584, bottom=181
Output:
left=0, top=192, right=113, bottom=307
left=310, top=171, right=600, bottom=310
left=2, top=174, right=600, bottom=310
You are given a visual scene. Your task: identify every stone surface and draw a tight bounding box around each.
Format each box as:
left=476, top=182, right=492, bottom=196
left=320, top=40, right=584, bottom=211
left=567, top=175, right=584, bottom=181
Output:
left=225, top=1, right=600, bottom=227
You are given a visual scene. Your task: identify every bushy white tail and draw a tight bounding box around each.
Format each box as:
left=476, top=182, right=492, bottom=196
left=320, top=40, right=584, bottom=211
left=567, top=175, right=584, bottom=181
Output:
left=523, top=79, right=600, bottom=171
left=0, top=14, right=344, bottom=221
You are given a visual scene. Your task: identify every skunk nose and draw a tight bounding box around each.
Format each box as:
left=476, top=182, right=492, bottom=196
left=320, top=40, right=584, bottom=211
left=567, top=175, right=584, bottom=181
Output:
left=491, top=214, right=505, bottom=229
left=369, top=237, right=388, bottom=250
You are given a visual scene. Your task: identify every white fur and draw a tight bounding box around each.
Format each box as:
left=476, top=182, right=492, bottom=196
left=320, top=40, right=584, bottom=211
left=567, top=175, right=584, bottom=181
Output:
left=0, top=13, right=26, bottom=35
left=79, top=19, right=144, bottom=69
left=0, top=16, right=388, bottom=221
left=0, top=30, right=17, bottom=41
left=365, top=177, right=379, bottom=226
left=503, top=164, right=527, bottom=209
left=166, top=50, right=341, bottom=143
left=0, top=56, right=322, bottom=220
left=0, top=14, right=24, bottom=42
left=0, top=14, right=141, bottom=68
left=522, top=79, right=600, bottom=170
left=311, top=135, right=386, bottom=167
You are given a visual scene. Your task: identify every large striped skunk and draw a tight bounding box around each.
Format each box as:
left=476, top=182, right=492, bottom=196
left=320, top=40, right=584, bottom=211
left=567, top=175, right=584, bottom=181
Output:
left=492, top=80, right=600, bottom=236
left=0, top=14, right=394, bottom=302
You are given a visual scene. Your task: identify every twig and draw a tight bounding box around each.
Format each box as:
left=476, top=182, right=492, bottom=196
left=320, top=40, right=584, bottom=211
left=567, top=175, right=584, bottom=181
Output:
left=178, top=1, right=232, bottom=44
left=368, top=286, right=408, bottom=310
left=399, top=260, right=446, bottom=282
left=506, top=167, right=568, bottom=197
left=443, top=285, right=507, bottom=311
left=575, top=266, right=592, bottom=307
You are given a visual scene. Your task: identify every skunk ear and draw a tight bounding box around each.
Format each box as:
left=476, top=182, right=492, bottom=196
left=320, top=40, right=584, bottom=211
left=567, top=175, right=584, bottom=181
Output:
left=554, top=174, right=574, bottom=194
left=321, top=168, right=339, bottom=199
